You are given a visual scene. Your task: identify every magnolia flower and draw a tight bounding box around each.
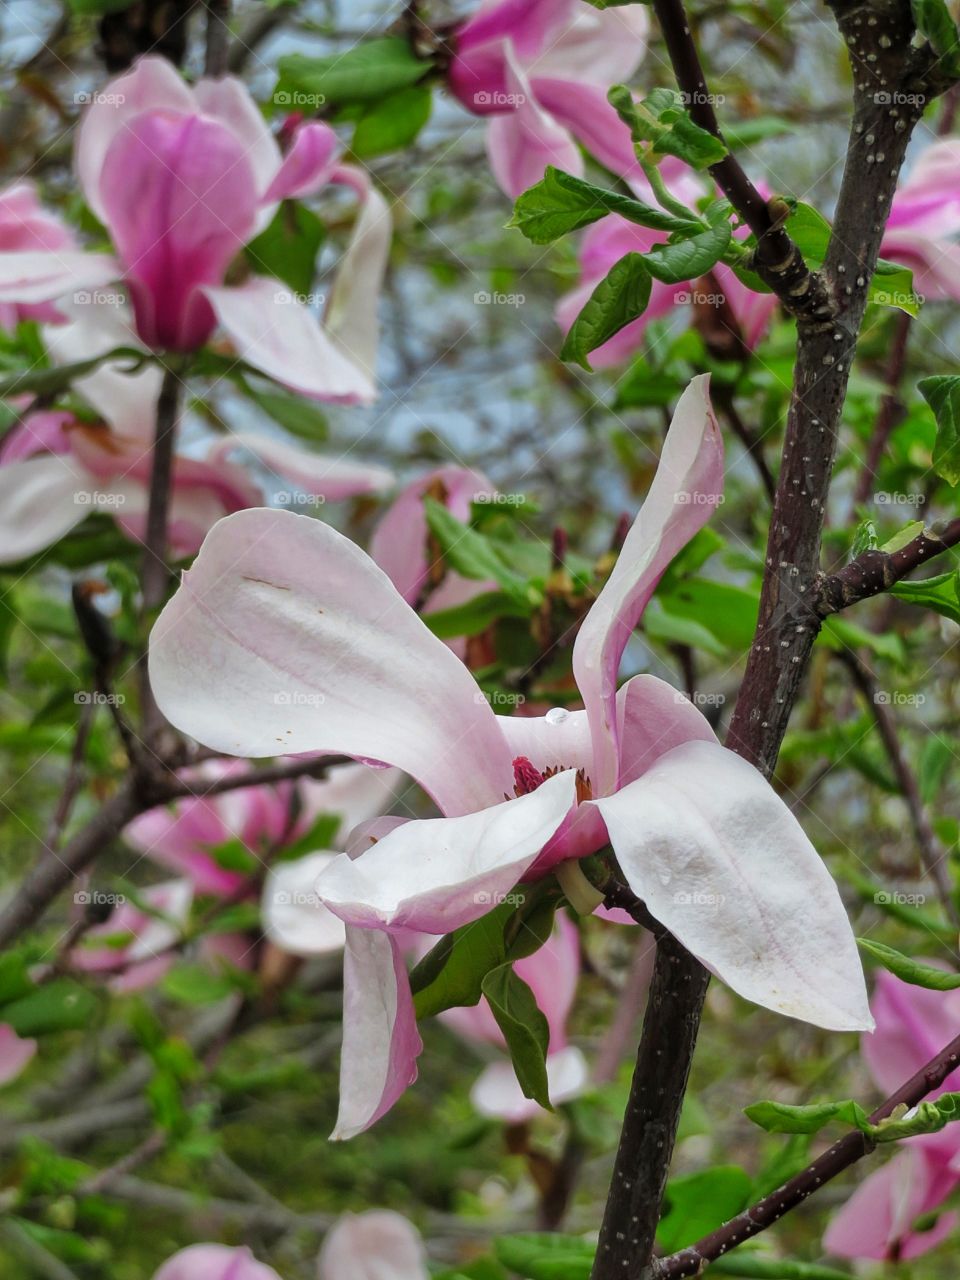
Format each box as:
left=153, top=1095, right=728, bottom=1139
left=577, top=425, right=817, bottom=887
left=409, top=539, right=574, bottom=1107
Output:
left=441, top=913, right=587, bottom=1121
left=880, top=138, right=960, bottom=301
left=149, top=375, right=870, bottom=1140
left=825, top=971, right=960, bottom=1261
left=0, top=182, right=78, bottom=329
left=0, top=299, right=392, bottom=564
left=317, top=1211, right=428, bottom=1280
left=0, top=1024, right=36, bottom=1085
left=448, top=0, right=649, bottom=197
left=557, top=166, right=778, bottom=367
left=153, top=1245, right=281, bottom=1280
left=0, top=57, right=390, bottom=401
left=71, top=879, right=194, bottom=993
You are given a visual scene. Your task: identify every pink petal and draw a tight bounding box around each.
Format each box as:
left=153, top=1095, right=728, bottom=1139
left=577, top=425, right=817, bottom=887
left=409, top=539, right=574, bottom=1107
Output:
left=99, top=111, right=260, bottom=350
left=470, top=1044, right=589, bottom=1122
left=74, top=56, right=195, bottom=224
left=204, top=278, right=374, bottom=404
left=314, top=771, right=577, bottom=934
left=149, top=508, right=515, bottom=815
left=297, top=761, right=405, bottom=840
left=0, top=454, right=96, bottom=562
left=0, top=251, right=118, bottom=308
left=712, top=262, right=779, bottom=349
left=207, top=433, right=393, bottom=503
left=263, top=121, right=339, bottom=203
left=262, top=852, right=346, bottom=956
left=192, top=76, right=283, bottom=204
left=0, top=1024, right=37, bottom=1085
left=824, top=1146, right=959, bottom=1261
left=886, top=139, right=960, bottom=238
left=879, top=228, right=960, bottom=302
left=573, top=375, right=722, bottom=794
left=449, top=0, right=576, bottom=111
left=616, top=674, right=718, bottom=787
left=863, top=971, right=960, bottom=1099
left=529, top=5, right=648, bottom=84
left=152, top=1243, right=283, bottom=1280
left=594, top=740, right=872, bottom=1030
left=486, top=46, right=582, bottom=198
left=0, top=181, right=76, bottom=254
left=333, top=927, right=422, bottom=1139
left=369, top=465, right=492, bottom=604
left=324, top=165, right=391, bottom=386
left=0, top=409, right=73, bottom=464
left=318, top=1211, right=428, bottom=1280
left=123, top=797, right=246, bottom=897
left=532, top=78, right=640, bottom=180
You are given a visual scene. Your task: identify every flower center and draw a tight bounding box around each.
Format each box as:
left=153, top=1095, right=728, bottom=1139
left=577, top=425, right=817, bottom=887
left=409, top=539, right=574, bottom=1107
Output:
left=511, top=756, right=592, bottom=804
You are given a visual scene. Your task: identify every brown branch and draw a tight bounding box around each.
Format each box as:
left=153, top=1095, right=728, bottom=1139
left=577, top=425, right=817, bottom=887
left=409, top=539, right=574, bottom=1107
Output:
left=818, top=517, right=960, bottom=616
left=204, top=0, right=230, bottom=76
left=658, top=1027, right=960, bottom=1276
left=140, top=366, right=182, bottom=618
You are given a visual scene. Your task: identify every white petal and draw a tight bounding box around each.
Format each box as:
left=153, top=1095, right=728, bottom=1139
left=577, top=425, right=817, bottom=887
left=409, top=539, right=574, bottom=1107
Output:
left=262, top=852, right=346, bottom=956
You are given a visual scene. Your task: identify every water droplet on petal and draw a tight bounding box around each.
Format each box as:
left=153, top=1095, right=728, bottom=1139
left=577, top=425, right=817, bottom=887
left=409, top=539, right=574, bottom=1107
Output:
left=546, top=707, right=569, bottom=725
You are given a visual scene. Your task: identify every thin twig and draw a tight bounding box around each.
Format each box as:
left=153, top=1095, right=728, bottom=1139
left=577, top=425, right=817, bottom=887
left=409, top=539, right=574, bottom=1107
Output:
left=204, top=0, right=230, bottom=77
left=818, top=516, right=960, bottom=615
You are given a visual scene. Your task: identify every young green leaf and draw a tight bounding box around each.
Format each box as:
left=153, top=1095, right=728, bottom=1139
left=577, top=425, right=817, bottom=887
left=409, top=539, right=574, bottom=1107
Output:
left=559, top=253, right=652, bottom=370
left=857, top=938, right=960, bottom=990
left=352, top=84, right=432, bottom=157
left=0, top=347, right=146, bottom=399
left=657, top=1166, right=751, bottom=1252
left=509, top=167, right=698, bottom=246
left=423, top=499, right=537, bottom=606
left=911, top=0, right=960, bottom=75
left=918, top=374, right=960, bottom=485
left=609, top=85, right=728, bottom=168
left=276, top=38, right=431, bottom=108
left=495, top=1234, right=593, bottom=1280
left=890, top=569, right=960, bottom=626
left=3, top=979, right=98, bottom=1036
left=481, top=963, right=551, bottom=1108
left=644, top=221, right=732, bottom=284
left=743, top=1098, right=870, bottom=1136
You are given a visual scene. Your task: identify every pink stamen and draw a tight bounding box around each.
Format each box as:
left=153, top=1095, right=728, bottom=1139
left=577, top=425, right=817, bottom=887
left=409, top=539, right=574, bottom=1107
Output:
left=512, top=755, right=546, bottom=796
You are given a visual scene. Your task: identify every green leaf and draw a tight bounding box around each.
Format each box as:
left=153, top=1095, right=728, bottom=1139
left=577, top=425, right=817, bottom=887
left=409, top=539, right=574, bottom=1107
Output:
left=423, top=498, right=537, bottom=606
left=206, top=837, right=260, bottom=875
left=708, top=1257, right=860, bottom=1279
left=890, top=569, right=960, bottom=625
left=912, top=0, right=960, bottom=75
left=0, top=952, right=33, bottom=1007
left=161, top=964, right=245, bottom=1005
left=644, top=599, right=728, bottom=657
left=870, top=1091, right=960, bottom=1142
left=276, top=811, right=342, bottom=863
left=411, top=891, right=557, bottom=1019
left=509, top=167, right=698, bottom=246
left=244, top=202, right=325, bottom=298
left=423, top=590, right=532, bottom=640
left=644, top=221, right=732, bottom=284
left=744, top=1098, right=870, bottom=1136
left=481, top=964, right=551, bottom=1108
left=3, top=980, right=98, bottom=1035
left=67, top=0, right=133, bottom=13
left=657, top=1166, right=752, bottom=1252
left=850, top=518, right=879, bottom=559
left=241, top=380, right=328, bottom=442
left=352, top=84, right=432, bottom=157
left=495, top=1235, right=593, bottom=1280
left=559, top=253, right=652, bottom=370
left=858, top=938, right=960, bottom=990
left=918, top=375, right=960, bottom=485
left=0, top=347, right=146, bottom=399
left=609, top=84, right=728, bottom=168
left=819, top=615, right=906, bottom=667
left=277, top=39, right=431, bottom=109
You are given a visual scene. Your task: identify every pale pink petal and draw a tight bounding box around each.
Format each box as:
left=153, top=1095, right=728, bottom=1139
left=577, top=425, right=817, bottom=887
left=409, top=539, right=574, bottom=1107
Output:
left=100, top=111, right=260, bottom=349
left=0, top=182, right=76, bottom=254
left=573, top=375, right=722, bottom=794
left=825, top=1146, right=959, bottom=1261
left=152, top=1243, right=283, bottom=1280
left=886, top=139, right=960, bottom=239
left=863, top=972, right=960, bottom=1098
left=712, top=263, right=779, bottom=349
left=486, top=47, right=582, bottom=199
left=529, top=5, right=648, bottom=84
left=204, top=278, right=374, bottom=404
left=149, top=508, right=515, bottom=815
left=263, top=122, right=339, bottom=203
left=193, top=76, right=283, bottom=202
left=123, top=797, right=246, bottom=897
left=333, top=926, right=422, bottom=1140
left=616, top=674, right=718, bottom=787
left=532, top=79, right=640, bottom=180
left=0, top=454, right=95, bottom=562
left=315, top=771, right=577, bottom=934
left=207, top=433, right=392, bottom=502
left=0, top=251, right=118, bottom=307
left=594, top=740, right=871, bottom=1030
left=370, top=465, right=492, bottom=604
left=263, top=852, right=346, bottom=956
left=297, top=762, right=404, bottom=842
left=449, top=0, right=576, bottom=111
left=324, top=165, right=391, bottom=385
left=0, top=409, right=73, bottom=464
left=0, top=1024, right=37, bottom=1085
left=471, top=1045, right=589, bottom=1122
left=74, top=56, right=195, bottom=224
left=879, top=228, right=960, bottom=302
left=318, top=1211, right=428, bottom=1280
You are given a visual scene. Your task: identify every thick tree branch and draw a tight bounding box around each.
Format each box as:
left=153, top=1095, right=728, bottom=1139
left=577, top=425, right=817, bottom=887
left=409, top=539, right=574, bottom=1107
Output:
left=140, top=366, right=182, bottom=618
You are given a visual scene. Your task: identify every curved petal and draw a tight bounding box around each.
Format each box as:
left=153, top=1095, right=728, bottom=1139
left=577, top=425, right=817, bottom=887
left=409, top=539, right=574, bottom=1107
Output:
left=369, top=465, right=492, bottom=604
left=0, top=454, right=96, bottom=563
left=152, top=1243, right=283, bottom=1280
left=315, top=771, right=577, bottom=934
left=616, top=674, right=718, bottom=786
left=123, top=796, right=245, bottom=897
left=533, top=79, right=640, bottom=180
left=0, top=251, right=118, bottom=307
left=879, top=228, right=960, bottom=303
left=263, top=121, right=339, bottom=203
left=298, top=762, right=405, bottom=843
left=324, top=165, right=391, bottom=385
left=193, top=76, right=283, bottom=202
left=594, top=740, right=872, bottom=1031
left=486, top=47, right=582, bottom=198
left=471, top=1045, right=589, bottom=1122
left=204, top=277, right=374, bottom=404
left=333, top=926, right=422, bottom=1140
left=448, top=0, right=576, bottom=111
left=207, top=432, right=393, bottom=502
left=824, top=1146, right=959, bottom=1262
left=0, top=1025, right=36, bottom=1085
left=0, top=409, right=72, bottom=464
left=530, top=4, right=648, bottom=84
left=149, top=508, right=514, bottom=815
left=262, top=852, right=346, bottom=956
left=572, top=375, right=723, bottom=794
left=74, top=56, right=195, bottom=223
left=863, top=972, right=960, bottom=1098
left=318, top=1211, right=428, bottom=1280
